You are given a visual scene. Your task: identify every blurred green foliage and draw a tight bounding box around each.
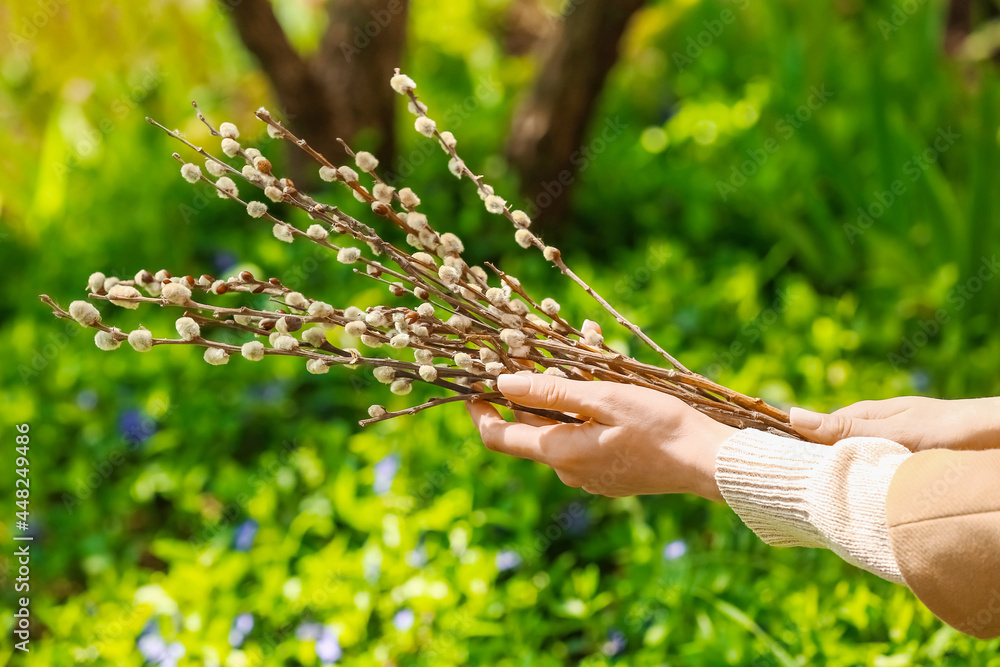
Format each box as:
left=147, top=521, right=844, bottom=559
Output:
left=2, top=0, right=1000, bottom=664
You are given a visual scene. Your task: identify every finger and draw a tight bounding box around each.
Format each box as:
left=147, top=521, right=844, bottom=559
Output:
left=513, top=410, right=559, bottom=427
left=832, top=398, right=910, bottom=420
left=789, top=407, right=885, bottom=444
left=465, top=400, right=550, bottom=463
left=496, top=373, right=631, bottom=423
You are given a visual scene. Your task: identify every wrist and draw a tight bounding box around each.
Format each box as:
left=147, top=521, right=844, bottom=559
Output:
left=693, top=422, right=734, bottom=501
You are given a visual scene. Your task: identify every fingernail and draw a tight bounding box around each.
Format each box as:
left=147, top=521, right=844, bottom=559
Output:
left=790, top=407, right=823, bottom=429
left=497, top=373, right=531, bottom=397
left=582, top=319, right=597, bottom=332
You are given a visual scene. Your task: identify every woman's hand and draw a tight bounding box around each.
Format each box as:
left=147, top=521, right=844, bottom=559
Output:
left=790, top=396, right=1000, bottom=451
left=465, top=372, right=736, bottom=500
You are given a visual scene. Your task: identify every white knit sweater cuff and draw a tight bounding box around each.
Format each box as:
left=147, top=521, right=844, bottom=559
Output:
left=715, top=428, right=911, bottom=584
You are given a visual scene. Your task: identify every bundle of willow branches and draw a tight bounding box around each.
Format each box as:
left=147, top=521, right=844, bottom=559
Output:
left=41, top=69, right=800, bottom=438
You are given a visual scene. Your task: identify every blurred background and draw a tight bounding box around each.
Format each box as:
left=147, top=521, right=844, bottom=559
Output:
left=2, top=0, right=1000, bottom=664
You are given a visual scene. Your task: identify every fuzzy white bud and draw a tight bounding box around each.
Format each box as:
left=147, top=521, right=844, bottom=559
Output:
left=343, top=306, right=365, bottom=321
left=418, top=365, right=438, bottom=382
left=368, top=405, right=387, bottom=418
left=407, top=99, right=427, bottom=115
left=499, top=328, right=527, bottom=347
left=509, top=300, right=529, bottom=316
left=338, top=166, right=359, bottom=183
left=175, top=317, right=200, bottom=340
left=415, top=348, right=434, bottom=365
left=479, top=348, right=499, bottom=364
left=390, top=73, right=416, bottom=95
left=514, top=229, right=536, bottom=248
left=484, top=362, right=505, bottom=375
left=512, top=210, right=532, bottom=228
left=305, top=302, right=332, bottom=319
left=543, top=246, right=561, bottom=262
left=485, top=287, right=508, bottom=307
left=411, top=252, right=435, bottom=267
left=355, top=151, right=378, bottom=171
left=108, top=285, right=142, bottom=309
left=69, top=300, right=101, bottom=326
left=94, top=328, right=120, bottom=351
left=319, top=165, right=338, bottom=182
left=273, top=223, right=294, bottom=242
left=399, top=188, right=421, bottom=208
left=181, top=163, right=201, bottom=184
left=127, top=328, right=153, bottom=352
left=414, top=116, right=436, bottom=137
left=306, top=358, right=329, bottom=375
left=373, top=183, right=394, bottom=204
left=416, top=303, right=435, bottom=318
left=453, top=352, right=474, bottom=370
left=438, top=265, right=460, bottom=285
left=204, top=347, right=229, bottom=366
left=406, top=212, right=428, bottom=231
left=306, top=224, right=328, bottom=241
left=87, top=272, right=106, bottom=294
left=360, top=334, right=382, bottom=348
left=540, top=298, right=561, bottom=317
left=389, top=333, right=410, bottom=349
left=337, top=247, right=361, bottom=264
left=161, top=282, right=192, bottom=305
left=205, top=159, right=226, bottom=178
left=216, top=176, right=238, bottom=198
left=584, top=329, right=605, bottom=346
left=365, top=310, right=389, bottom=327
left=543, top=367, right=567, bottom=378
left=439, top=232, right=464, bottom=255
left=374, top=366, right=396, bottom=384
left=302, top=326, right=327, bottom=348
left=247, top=201, right=267, bottom=218
left=241, top=340, right=265, bottom=361
left=285, top=292, right=309, bottom=310
left=390, top=378, right=412, bottom=395
left=484, top=195, right=506, bottom=215
left=447, top=157, right=464, bottom=178
left=273, top=335, right=299, bottom=351
left=219, top=122, right=239, bottom=139
left=439, top=131, right=457, bottom=150
left=447, top=314, right=471, bottom=332
left=221, top=137, right=240, bottom=158
left=264, top=185, right=283, bottom=202
left=345, top=321, right=367, bottom=337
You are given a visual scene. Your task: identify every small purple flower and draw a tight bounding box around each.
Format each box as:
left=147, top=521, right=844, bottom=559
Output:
left=495, top=550, right=522, bottom=572
left=234, top=613, right=254, bottom=634
left=373, top=454, right=399, bottom=495
left=602, top=629, right=626, bottom=656
left=316, top=626, right=342, bottom=664
left=214, top=251, right=238, bottom=274
left=295, top=622, right=324, bottom=640
left=393, top=608, right=415, bottom=631
left=160, top=642, right=185, bottom=667
left=119, top=409, right=155, bottom=446
left=405, top=546, right=427, bottom=568
left=137, top=634, right=167, bottom=662
left=229, top=612, right=254, bottom=647
left=663, top=539, right=687, bottom=560
left=233, top=520, right=258, bottom=552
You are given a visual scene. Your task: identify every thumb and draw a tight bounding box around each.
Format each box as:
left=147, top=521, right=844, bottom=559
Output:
left=496, top=373, right=619, bottom=422
left=789, top=407, right=878, bottom=444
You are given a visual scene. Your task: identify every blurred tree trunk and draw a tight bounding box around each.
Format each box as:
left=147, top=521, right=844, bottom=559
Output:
left=505, top=0, right=646, bottom=225
left=224, top=0, right=408, bottom=179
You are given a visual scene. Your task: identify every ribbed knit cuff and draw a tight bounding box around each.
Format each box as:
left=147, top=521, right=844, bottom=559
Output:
left=715, top=428, right=911, bottom=584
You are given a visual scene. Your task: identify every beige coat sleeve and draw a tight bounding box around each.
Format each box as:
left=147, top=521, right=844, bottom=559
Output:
left=886, top=448, right=1000, bottom=639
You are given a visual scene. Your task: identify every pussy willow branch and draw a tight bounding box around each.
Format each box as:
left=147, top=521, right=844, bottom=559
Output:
left=39, top=71, right=807, bottom=441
